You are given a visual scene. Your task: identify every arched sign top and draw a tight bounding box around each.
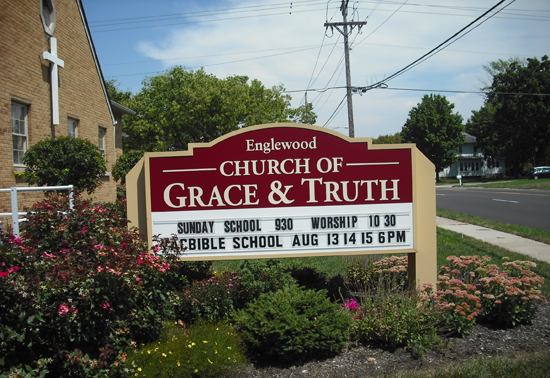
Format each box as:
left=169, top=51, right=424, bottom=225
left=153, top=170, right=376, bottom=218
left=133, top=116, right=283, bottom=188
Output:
left=127, top=123, right=437, bottom=289
left=148, top=124, right=414, bottom=212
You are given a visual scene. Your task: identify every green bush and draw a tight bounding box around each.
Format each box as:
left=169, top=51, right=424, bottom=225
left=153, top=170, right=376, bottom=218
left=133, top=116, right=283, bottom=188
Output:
left=236, top=259, right=292, bottom=307
left=345, top=255, right=409, bottom=292
left=345, top=256, right=378, bottom=291
left=233, top=285, right=352, bottom=364
left=23, top=136, right=106, bottom=194
left=127, top=321, right=247, bottom=378
left=111, top=150, right=144, bottom=185
left=0, top=194, right=184, bottom=376
left=353, top=290, right=441, bottom=358
left=288, top=266, right=347, bottom=301
left=176, top=273, right=241, bottom=324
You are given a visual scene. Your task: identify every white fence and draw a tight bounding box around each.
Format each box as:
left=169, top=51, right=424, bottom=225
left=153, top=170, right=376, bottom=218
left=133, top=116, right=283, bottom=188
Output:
left=0, top=185, right=74, bottom=237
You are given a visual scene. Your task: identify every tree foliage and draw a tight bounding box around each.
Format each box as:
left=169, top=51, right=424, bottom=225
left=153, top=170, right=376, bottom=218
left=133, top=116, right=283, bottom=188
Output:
left=23, top=136, right=106, bottom=194
left=467, top=55, right=550, bottom=177
left=112, top=150, right=144, bottom=185
left=372, top=132, right=402, bottom=144
left=105, top=79, right=132, bottom=105
left=123, top=67, right=317, bottom=152
left=401, top=94, right=464, bottom=180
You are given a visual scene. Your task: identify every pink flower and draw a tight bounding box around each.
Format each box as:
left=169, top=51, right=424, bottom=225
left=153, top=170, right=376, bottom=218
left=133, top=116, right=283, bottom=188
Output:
left=59, top=304, right=69, bottom=315
left=82, top=226, right=88, bottom=233
left=93, top=244, right=103, bottom=250
left=43, top=252, right=56, bottom=258
left=153, top=245, right=161, bottom=252
left=135, top=277, right=141, bottom=282
left=9, top=235, right=23, bottom=244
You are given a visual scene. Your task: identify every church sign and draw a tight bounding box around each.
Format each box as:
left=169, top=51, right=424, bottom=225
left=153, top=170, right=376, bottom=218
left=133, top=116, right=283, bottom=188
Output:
left=127, top=124, right=437, bottom=287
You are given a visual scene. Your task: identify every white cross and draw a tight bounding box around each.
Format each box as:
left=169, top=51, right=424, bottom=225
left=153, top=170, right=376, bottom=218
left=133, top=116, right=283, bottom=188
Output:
left=42, top=37, right=65, bottom=126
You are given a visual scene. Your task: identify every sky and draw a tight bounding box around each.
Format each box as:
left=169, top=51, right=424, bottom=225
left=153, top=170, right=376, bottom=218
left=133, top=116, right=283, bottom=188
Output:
left=81, top=0, right=550, bottom=139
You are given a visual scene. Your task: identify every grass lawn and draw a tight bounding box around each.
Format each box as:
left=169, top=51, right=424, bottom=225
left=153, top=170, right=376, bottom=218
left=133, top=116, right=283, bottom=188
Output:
left=214, top=227, right=550, bottom=296
left=436, top=177, right=512, bottom=186
left=437, top=208, right=550, bottom=245
left=391, top=350, right=550, bottom=378
left=465, top=178, right=550, bottom=190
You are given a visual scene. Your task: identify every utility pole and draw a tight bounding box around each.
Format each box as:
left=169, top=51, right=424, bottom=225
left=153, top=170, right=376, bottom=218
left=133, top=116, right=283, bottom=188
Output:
left=324, top=0, right=366, bottom=137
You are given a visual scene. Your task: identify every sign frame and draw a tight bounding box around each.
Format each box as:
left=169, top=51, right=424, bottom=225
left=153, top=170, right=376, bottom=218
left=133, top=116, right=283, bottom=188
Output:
left=127, top=123, right=436, bottom=288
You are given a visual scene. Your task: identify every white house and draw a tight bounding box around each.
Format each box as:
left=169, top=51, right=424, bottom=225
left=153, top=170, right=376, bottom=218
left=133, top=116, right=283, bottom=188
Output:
left=439, top=132, right=506, bottom=178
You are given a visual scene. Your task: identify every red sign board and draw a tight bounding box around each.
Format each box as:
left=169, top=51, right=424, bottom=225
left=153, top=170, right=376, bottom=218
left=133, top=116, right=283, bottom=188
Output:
left=146, top=125, right=415, bottom=258
left=150, top=127, right=412, bottom=211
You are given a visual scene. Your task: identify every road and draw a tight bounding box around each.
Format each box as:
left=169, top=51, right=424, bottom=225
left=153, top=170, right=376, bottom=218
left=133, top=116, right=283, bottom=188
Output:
left=436, top=186, right=550, bottom=231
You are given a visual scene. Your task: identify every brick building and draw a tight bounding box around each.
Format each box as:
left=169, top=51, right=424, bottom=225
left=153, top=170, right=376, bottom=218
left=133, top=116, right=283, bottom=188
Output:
left=0, top=0, right=129, bottom=217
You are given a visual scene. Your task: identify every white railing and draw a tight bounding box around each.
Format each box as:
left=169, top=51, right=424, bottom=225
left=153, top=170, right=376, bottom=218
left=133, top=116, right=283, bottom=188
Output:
left=0, top=185, right=73, bottom=237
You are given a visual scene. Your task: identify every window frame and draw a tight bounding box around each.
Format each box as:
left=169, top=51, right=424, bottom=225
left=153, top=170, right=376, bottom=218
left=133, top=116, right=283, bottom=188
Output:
left=98, top=127, right=106, bottom=159
left=11, top=102, right=29, bottom=167
left=68, top=117, right=78, bottom=138
left=40, top=0, right=56, bottom=35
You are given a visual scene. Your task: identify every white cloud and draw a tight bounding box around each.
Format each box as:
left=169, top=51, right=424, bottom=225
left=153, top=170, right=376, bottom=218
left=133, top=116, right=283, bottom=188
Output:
left=116, top=0, right=550, bottom=137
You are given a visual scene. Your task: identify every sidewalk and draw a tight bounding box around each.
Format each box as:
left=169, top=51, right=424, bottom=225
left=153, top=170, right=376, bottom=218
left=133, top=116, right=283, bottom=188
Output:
left=436, top=216, right=550, bottom=264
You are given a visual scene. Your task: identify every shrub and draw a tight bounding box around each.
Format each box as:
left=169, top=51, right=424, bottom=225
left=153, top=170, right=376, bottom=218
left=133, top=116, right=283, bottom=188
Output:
left=112, top=150, right=144, bottom=185
left=233, top=285, right=351, bottom=364
left=236, top=259, right=292, bottom=307
left=345, top=255, right=409, bottom=292
left=127, top=321, right=247, bottom=378
left=424, top=255, right=546, bottom=336
left=345, top=256, right=378, bottom=291
left=0, top=194, right=183, bottom=376
left=422, top=281, right=480, bottom=337
left=176, top=273, right=241, bottom=324
left=479, top=258, right=545, bottom=327
left=353, top=289, right=441, bottom=358
left=23, top=136, right=106, bottom=194
left=288, top=266, right=347, bottom=301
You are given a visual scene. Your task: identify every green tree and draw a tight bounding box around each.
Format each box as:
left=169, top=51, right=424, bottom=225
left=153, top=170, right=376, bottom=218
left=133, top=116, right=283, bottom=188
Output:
left=112, top=150, right=144, bottom=185
left=105, top=79, right=132, bottom=104
left=401, top=94, right=464, bottom=181
left=373, top=132, right=402, bottom=144
left=23, top=136, right=106, bottom=193
left=467, top=56, right=550, bottom=177
left=124, top=67, right=317, bottom=152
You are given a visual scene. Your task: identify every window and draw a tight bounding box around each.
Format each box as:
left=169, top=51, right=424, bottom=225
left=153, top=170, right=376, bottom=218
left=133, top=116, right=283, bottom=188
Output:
left=68, top=118, right=78, bottom=138
left=12, top=102, right=28, bottom=166
left=40, top=0, right=56, bottom=35
left=476, top=162, right=479, bottom=171
left=473, top=146, right=478, bottom=155
left=98, top=127, right=106, bottom=159
left=458, top=146, right=463, bottom=154
left=460, top=162, right=463, bottom=171
left=496, top=160, right=500, bottom=168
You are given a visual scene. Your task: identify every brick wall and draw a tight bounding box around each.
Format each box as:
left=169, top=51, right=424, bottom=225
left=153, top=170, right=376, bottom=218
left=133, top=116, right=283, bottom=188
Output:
left=0, top=0, right=118, bottom=219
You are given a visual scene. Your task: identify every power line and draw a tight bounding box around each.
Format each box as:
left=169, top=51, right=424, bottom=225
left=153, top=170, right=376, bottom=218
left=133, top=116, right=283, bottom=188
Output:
left=103, top=44, right=324, bottom=66
left=352, top=0, right=409, bottom=48
left=104, top=46, right=321, bottom=78
left=285, top=85, right=550, bottom=97
left=89, top=0, right=328, bottom=25
left=322, top=94, right=348, bottom=127
left=90, top=6, right=334, bottom=33
left=357, top=0, right=514, bottom=91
